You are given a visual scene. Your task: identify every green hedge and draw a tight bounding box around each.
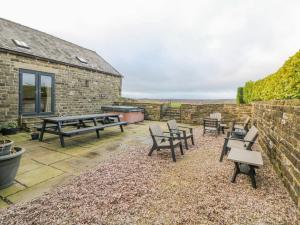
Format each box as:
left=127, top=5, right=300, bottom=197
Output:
left=239, top=50, right=300, bottom=103
left=236, top=87, right=245, bottom=104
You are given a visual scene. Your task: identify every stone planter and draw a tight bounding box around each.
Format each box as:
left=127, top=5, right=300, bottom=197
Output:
left=0, top=147, right=25, bottom=189
left=0, top=140, right=14, bottom=156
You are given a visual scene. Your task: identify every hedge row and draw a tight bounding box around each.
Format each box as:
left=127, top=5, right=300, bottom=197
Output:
left=238, top=50, right=300, bottom=103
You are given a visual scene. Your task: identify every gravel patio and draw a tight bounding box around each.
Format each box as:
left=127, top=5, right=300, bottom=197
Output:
left=0, top=123, right=299, bottom=225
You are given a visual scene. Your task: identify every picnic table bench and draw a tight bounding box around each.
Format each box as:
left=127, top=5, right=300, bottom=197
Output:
left=39, top=114, right=127, bottom=147
left=227, top=148, right=263, bottom=188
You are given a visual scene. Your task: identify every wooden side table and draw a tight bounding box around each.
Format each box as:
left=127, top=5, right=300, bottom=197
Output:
left=227, top=148, right=263, bottom=188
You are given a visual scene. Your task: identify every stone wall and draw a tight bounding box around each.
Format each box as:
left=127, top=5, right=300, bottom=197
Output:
left=253, top=100, right=300, bottom=207
left=180, top=103, right=252, bottom=125
left=0, top=52, right=122, bottom=127
left=115, top=101, right=252, bottom=125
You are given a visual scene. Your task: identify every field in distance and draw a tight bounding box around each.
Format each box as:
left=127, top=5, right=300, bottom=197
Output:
left=136, top=99, right=236, bottom=106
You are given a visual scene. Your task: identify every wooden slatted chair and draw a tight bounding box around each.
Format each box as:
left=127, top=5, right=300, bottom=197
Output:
left=219, top=125, right=259, bottom=162
left=167, top=120, right=194, bottom=150
left=203, top=118, right=219, bottom=136
left=210, top=112, right=222, bottom=121
left=149, top=124, right=184, bottom=162
left=232, top=116, right=250, bottom=132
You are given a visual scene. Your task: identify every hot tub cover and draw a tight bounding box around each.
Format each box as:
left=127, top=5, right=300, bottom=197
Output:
left=101, top=105, right=144, bottom=113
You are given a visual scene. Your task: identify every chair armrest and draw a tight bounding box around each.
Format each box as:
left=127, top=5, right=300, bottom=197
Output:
left=224, top=137, right=255, bottom=144
left=233, top=122, right=244, bottom=125
left=152, top=134, right=173, bottom=139
left=178, top=126, right=193, bottom=134
left=224, top=137, right=244, bottom=141
left=178, top=125, right=193, bottom=129
left=164, top=131, right=180, bottom=137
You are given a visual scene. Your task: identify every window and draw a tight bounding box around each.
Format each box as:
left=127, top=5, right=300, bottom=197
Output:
left=12, top=39, right=30, bottom=49
left=76, top=56, right=88, bottom=64
left=19, top=69, right=55, bottom=115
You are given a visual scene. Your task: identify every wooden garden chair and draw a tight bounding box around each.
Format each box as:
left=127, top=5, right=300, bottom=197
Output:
left=219, top=125, right=259, bottom=162
left=148, top=124, right=184, bottom=162
left=203, top=118, right=219, bottom=136
left=210, top=112, right=222, bottom=121
left=167, top=120, right=194, bottom=150
left=232, top=116, right=250, bottom=132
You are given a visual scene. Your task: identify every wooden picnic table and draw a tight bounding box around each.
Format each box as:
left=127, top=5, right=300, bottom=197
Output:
left=227, top=148, right=263, bottom=188
left=39, top=113, right=127, bottom=147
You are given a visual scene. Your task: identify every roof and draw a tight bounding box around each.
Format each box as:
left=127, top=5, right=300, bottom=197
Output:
left=0, top=18, right=122, bottom=77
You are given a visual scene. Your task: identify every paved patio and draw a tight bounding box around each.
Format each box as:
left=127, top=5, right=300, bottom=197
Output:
left=0, top=122, right=152, bottom=208
left=0, top=121, right=299, bottom=224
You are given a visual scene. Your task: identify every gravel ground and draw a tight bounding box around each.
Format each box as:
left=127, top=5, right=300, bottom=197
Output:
left=0, top=128, right=299, bottom=225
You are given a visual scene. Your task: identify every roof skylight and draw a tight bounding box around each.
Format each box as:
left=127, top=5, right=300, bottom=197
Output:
left=12, top=39, right=30, bottom=49
left=76, top=56, right=88, bottom=64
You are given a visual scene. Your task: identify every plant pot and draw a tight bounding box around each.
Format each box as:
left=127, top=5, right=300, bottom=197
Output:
left=2, top=128, right=18, bottom=135
left=31, top=133, right=39, bottom=140
left=0, top=147, right=25, bottom=189
left=0, top=140, right=14, bottom=156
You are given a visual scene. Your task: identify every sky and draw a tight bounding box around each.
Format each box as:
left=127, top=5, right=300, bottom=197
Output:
left=1, top=0, right=300, bottom=99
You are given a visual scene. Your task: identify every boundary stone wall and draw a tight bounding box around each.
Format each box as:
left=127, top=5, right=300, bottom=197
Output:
left=253, top=100, right=300, bottom=207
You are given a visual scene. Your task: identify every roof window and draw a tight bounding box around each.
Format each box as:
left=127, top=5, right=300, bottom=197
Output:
left=76, top=56, right=88, bottom=64
left=12, top=39, right=30, bottom=49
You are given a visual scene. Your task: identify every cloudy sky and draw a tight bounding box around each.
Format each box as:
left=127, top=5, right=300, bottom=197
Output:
left=1, top=0, right=299, bottom=99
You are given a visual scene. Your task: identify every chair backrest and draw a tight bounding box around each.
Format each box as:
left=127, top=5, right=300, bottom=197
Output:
left=149, top=124, right=164, bottom=144
left=244, top=126, right=259, bottom=147
left=167, top=120, right=178, bottom=131
left=203, top=118, right=219, bottom=129
left=210, top=112, right=222, bottom=121
left=243, top=116, right=251, bottom=130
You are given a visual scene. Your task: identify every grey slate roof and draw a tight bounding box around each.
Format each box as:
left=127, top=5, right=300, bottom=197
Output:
left=0, top=18, right=122, bottom=76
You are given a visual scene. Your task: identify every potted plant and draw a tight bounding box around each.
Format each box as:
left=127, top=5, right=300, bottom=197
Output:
left=1, top=121, right=18, bottom=135
left=0, top=140, right=14, bottom=156
left=0, top=140, right=25, bottom=189
left=31, top=131, right=39, bottom=140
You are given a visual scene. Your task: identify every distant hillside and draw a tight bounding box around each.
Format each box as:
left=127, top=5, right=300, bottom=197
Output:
left=137, top=99, right=236, bottom=104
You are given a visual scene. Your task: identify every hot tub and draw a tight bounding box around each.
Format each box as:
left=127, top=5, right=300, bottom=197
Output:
left=101, top=105, right=144, bottom=124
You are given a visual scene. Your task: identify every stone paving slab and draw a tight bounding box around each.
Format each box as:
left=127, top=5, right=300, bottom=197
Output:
left=0, top=199, right=8, bottom=209
left=28, top=148, right=72, bottom=165
left=51, top=157, right=96, bottom=175
left=0, top=182, right=26, bottom=198
left=17, top=157, right=44, bottom=175
left=15, top=166, right=64, bottom=187
left=7, top=174, right=74, bottom=204
left=0, top=121, right=160, bottom=208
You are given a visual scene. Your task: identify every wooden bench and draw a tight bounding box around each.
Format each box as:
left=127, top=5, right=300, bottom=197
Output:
left=61, top=122, right=127, bottom=137
left=227, top=148, right=263, bottom=188
left=35, top=121, right=81, bottom=131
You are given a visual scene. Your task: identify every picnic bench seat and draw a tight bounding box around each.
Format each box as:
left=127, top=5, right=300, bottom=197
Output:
left=61, top=122, right=127, bottom=137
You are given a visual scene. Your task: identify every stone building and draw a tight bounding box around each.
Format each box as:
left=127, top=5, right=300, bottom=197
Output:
left=0, top=18, right=122, bottom=128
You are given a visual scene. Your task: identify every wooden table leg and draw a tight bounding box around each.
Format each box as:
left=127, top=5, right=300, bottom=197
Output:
left=93, top=118, right=100, bottom=138
left=117, top=115, right=124, bottom=132
left=39, top=121, right=46, bottom=141
left=57, top=122, right=65, bottom=147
